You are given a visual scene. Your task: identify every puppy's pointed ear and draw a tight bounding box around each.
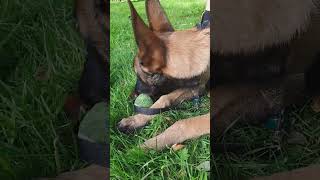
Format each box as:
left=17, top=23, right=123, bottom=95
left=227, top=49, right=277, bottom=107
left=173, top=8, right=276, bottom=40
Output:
left=128, top=0, right=166, bottom=72
left=146, top=0, right=174, bottom=32
left=128, top=0, right=155, bottom=49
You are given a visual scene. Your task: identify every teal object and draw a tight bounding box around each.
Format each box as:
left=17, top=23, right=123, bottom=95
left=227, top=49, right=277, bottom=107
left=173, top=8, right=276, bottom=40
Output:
left=78, top=102, right=107, bottom=143
left=134, top=94, right=153, bottom=108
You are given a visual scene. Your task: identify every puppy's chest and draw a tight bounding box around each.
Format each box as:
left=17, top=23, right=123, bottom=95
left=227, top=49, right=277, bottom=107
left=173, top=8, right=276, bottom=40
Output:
left=170, top=72, right=208, bottom=88
left=213, top=46, right=289, bottom=86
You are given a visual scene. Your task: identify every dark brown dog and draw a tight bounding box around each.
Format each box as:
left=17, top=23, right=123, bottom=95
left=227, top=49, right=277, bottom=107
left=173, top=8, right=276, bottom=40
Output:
left=75, top=0, right=108, bottom=106
left=117, top=0, right=210, bottom=150
left=65, top=0, right=109, bottom=124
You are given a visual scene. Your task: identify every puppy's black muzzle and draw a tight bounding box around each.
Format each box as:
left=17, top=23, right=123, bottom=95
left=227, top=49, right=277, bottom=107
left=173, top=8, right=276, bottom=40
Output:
left=131, top=74, right=205, bottom=101
left=130, top=78, right=158, bottom=100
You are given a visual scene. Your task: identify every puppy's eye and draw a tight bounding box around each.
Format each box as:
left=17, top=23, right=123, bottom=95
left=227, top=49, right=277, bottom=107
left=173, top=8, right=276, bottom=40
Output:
left=137, top=58, right=143, bottom=66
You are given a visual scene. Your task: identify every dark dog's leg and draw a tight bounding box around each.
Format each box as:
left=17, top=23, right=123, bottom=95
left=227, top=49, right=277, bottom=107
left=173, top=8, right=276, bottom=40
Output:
left=64, top=45, right=108, bottom=127
left=305, top=55, right=320, bottom=112
left=117, top=88, right=203, bottom=133
left=78, top=43, right=108, bottom=107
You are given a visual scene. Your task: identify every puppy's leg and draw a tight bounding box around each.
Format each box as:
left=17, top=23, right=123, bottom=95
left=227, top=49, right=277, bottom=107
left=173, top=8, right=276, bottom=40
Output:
left=151, top=88, right=202, bottom=108
left=140, top=114, right=210, bottom=150
left=117, top=114, right=156, bottom=133
left=117, top=88, right=201, bottom=133
left=212, top=84, right=277, bottom=136
left=213, top=74, right=306, bottom=136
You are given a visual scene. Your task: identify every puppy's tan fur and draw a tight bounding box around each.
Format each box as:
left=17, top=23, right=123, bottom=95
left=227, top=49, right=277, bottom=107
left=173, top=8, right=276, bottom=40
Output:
left=118, top=0, right=210, bottom=150
left=160, top=29, right=210, bottom=79
left=213, top=0, right=316, bottom=54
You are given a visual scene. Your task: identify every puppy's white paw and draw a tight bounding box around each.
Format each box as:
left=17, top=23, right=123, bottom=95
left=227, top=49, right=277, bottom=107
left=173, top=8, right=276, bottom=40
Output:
left=117, top=114, right=152, bottom=133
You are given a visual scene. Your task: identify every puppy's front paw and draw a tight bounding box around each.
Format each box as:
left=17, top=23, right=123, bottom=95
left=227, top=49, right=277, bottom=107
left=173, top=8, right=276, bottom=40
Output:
left=117, top=114, right=152, bottom=134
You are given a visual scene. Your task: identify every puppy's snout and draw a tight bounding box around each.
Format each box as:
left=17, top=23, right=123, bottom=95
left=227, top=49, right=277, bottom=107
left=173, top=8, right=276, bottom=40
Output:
left=135, top=78, right=152, bottom=93
left=130, top=78, right=156, bottom=99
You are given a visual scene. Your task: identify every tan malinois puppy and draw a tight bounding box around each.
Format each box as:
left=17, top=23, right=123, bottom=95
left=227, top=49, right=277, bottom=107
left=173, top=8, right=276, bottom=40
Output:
left=212, top=0, right=320, bottom=139
left=117, top=0, right=210, bottom=150
left=119, top=0, right=320, bottom=151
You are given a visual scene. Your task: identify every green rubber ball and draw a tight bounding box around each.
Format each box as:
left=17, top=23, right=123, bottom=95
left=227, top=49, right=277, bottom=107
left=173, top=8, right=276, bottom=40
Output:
left=134, top=94, right=153, bottom=108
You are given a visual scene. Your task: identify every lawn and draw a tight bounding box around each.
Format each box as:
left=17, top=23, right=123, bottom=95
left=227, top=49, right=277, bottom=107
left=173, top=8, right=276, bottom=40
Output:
left=110, top=0, right=210, bottom=179
left=213, top=102, right=320, bottom=179
left=0, top=0, right=86, bottom=179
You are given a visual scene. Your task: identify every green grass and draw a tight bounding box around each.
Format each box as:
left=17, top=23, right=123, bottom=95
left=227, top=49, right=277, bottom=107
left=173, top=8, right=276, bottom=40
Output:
left=213, top=102, right=320, bottom=179
left=0, top=0, right=86, bottom=179
left=110, top=0, right=210, bottom=179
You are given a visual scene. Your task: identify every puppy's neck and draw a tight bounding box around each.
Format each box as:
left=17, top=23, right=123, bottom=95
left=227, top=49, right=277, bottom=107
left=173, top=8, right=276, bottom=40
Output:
left=160, top=28, right=210, bottom=79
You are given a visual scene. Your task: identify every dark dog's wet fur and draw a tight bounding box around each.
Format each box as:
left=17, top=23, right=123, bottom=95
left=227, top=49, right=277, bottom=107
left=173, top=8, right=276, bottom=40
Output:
left=75, top=0, right=109, bottom=107
left=78, top=42, right=108, bottom=106
left=63, top=0, right=108, bottom=130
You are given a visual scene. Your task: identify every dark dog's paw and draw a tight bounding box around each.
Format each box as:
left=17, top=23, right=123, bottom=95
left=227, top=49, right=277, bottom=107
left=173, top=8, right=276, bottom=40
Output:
left=117, top=114, right=152, bottom=134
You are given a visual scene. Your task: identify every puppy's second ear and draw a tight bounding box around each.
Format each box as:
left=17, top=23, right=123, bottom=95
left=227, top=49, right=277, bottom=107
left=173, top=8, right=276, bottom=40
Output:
left=146, top=0, right=174, bottom=32
left=128, top=1, right=166, bottom=73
